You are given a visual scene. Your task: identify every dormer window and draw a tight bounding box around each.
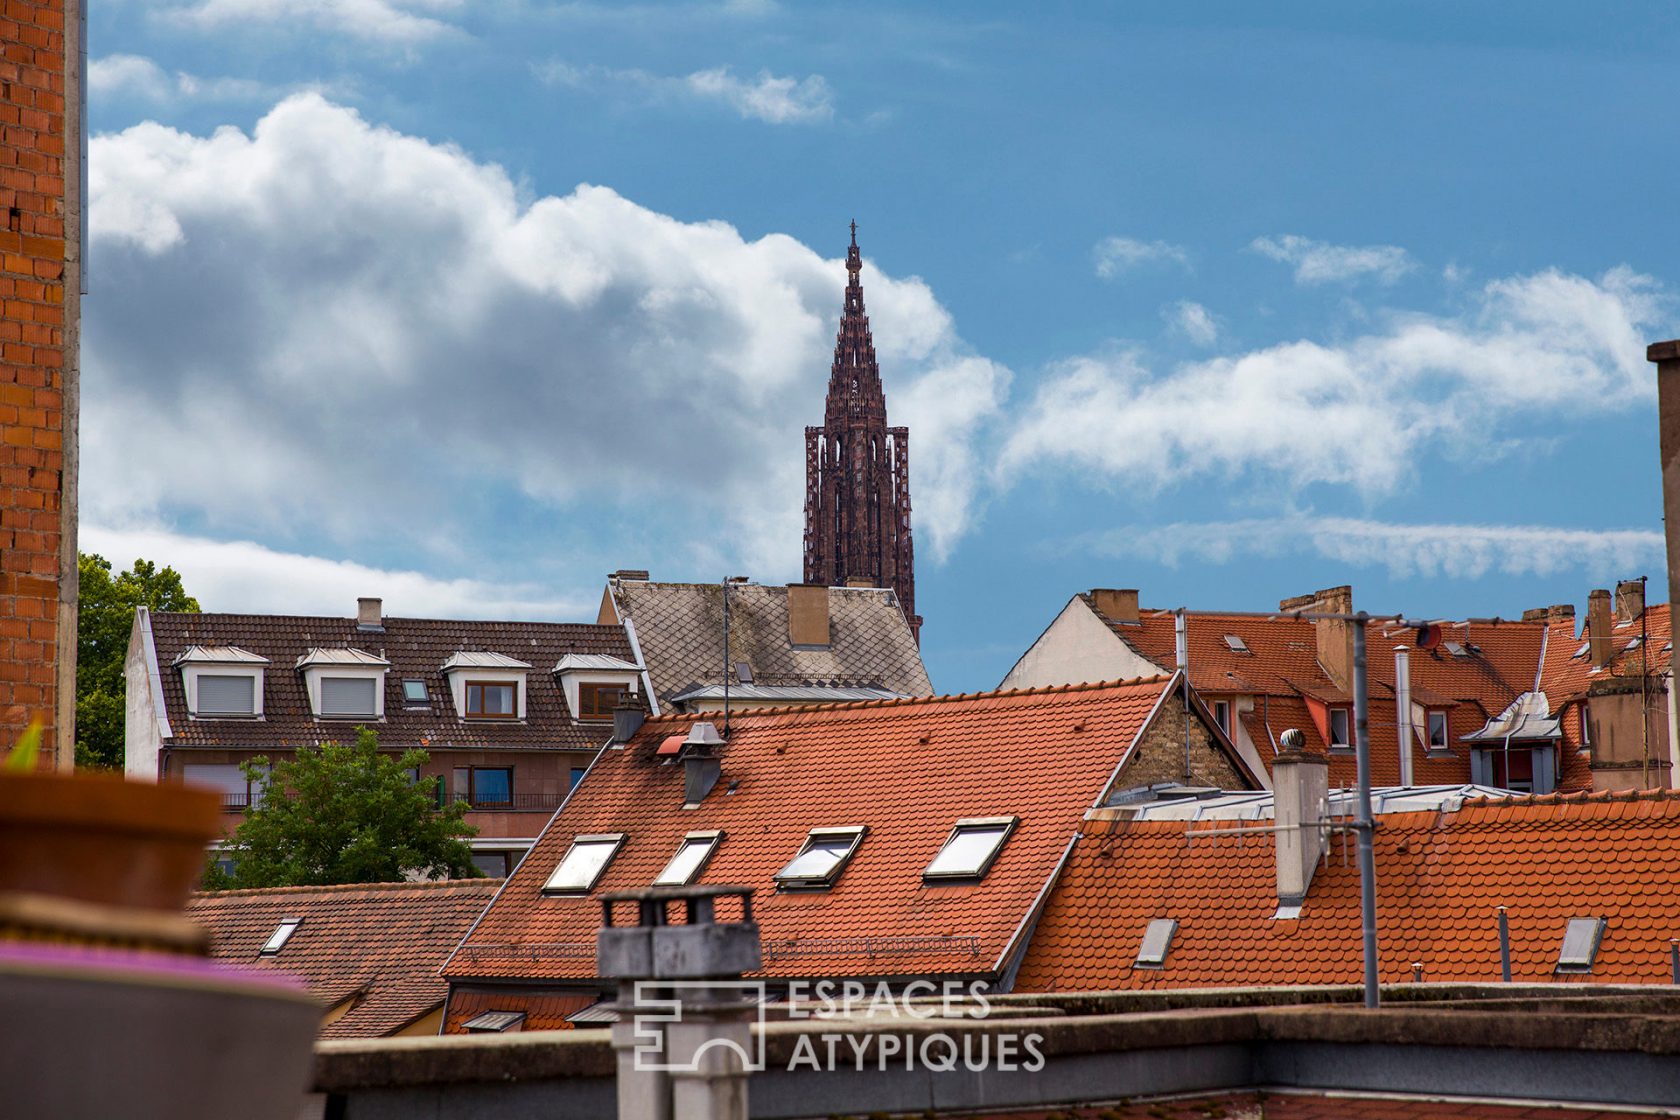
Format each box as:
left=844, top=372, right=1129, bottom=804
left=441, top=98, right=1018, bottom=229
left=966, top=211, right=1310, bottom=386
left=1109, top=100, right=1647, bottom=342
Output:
left=296, top=648, right=389, bottom=721
left=775, top=827, right=865, bottom=890
left=174, top=646, right=270, bottom=719
left=1427, top=711, right=1449, bottom=750
left=553, top=653, right=642, bottom=723
left=579, top=682, right=628, bottom=720
left=443, top=652, right=532, bottom=721
left=1328, top=708, right=1352, bottom=750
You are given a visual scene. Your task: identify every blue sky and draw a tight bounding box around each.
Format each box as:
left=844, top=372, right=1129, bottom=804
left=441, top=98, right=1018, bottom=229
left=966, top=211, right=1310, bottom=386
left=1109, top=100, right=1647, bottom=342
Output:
left=83, top=1, right=1680, bottom=692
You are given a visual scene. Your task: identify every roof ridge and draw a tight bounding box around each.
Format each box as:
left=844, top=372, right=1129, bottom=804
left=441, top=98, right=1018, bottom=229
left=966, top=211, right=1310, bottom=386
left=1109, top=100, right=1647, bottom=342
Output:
left=191, top=877, right=500, bottom=899
left=152, top=611, right=619, bottom=631
left=635, top=673, right=1177, bottom=726
left=1462, top=787, right=1680, bottom=809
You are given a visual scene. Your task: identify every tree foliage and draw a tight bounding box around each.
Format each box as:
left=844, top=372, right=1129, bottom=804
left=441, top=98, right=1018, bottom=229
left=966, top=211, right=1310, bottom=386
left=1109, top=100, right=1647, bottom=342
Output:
left=77, top=552, right=200, bottom=770
left=220, top=728, right=479, bottom=888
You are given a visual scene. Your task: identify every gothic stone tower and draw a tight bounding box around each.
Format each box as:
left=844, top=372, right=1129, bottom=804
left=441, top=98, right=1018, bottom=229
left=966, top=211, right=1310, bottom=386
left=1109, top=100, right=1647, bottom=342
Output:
left=803, top=224, right=919, bottom=637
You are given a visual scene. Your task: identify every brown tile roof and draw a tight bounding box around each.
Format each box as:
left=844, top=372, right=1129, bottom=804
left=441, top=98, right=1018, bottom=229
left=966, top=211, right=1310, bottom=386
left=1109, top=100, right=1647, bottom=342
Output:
left=444, top=677, right=1179, bottom=984
left=147, top=612, right=637, bottom=751
left=1017, top=789, right=1680, bottom=992
left=186, top=878, right=500, bottom=1037
left=606, top=579, right=932, bottom=709
left=1085, top=598, right=1549, bottom=789
left=441, top=989, right=598, bottom=1034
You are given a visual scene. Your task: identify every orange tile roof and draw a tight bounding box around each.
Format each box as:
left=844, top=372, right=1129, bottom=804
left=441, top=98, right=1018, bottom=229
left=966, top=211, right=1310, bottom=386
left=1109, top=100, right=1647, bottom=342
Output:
left=1018, top=789, right=1680, bottom=992
left=444, top=678, right=1184, bottom=984
left=186, top=878, right=500, bottom=1037
left=441, top=989, right=597, bottom=1033
left=1537, top=605, right=1670, bottom=793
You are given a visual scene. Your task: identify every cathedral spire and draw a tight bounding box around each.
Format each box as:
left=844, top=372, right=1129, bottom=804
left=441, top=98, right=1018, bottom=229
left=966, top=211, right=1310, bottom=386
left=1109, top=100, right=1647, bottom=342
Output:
left=804, top=225, right=919, bottom=638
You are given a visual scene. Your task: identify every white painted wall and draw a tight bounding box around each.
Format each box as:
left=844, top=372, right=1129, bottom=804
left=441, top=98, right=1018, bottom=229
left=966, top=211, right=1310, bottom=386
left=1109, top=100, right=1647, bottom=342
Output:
left=999, top=597, right=1164, bottom=690
left=124, top=608, right=164, bottom=780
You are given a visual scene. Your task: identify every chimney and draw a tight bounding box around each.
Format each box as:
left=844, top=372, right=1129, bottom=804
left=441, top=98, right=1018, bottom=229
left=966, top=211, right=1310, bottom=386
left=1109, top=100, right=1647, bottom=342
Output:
left=786, top=583, right=831, bottom=647
left=1615, top=579, right=1646, bottom=623
left=844, top=577, right=873, bottom=588
left=1521, top=607, right=1549, bottom=622
left=1550, top=603, right=1576, bottom=624
left=681, top=721, right=725, bottom=807
left=1289, top=585, right=1355, bottom=692
left=356, top=597, right=383, bottom=630
left=1394, top=647, right=1414, bottom=787
left=612, top=696, right=645, bottom=745
left=1089, top=588, right=1139, bottom=625
left=1272, top=732, right=1328, bottom=909
left=1588, top=588, right=1614, bottom=668
left=612, top=569, right=651, bottom=582
left=1651, top=340, right=1680, bottom=615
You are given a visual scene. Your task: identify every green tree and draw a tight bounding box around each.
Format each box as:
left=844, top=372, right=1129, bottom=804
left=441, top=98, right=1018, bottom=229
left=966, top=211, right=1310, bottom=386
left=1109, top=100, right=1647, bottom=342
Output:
left=77, top=553, right=200, bottom=770
left=220, top=728, right=479, bottom=888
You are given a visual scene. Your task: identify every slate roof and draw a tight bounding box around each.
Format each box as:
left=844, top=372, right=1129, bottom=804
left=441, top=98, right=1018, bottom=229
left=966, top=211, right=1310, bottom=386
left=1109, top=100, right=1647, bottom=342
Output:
left=1017, top=789, right=1680, bottom=992
left=186, top=878, right=500, bottom=1037
left=604, top=579, right=932, bottom=709
left=146, top=611, right=637, bottom=751
left=444, top=677, right=1180, bottom=985
left=1083, top=597, right=1550, bottom=789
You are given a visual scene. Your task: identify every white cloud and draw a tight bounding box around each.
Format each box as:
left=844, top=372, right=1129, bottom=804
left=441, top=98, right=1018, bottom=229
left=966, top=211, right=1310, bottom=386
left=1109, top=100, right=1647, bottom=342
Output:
left=1166, top=300, right=1217, bottom=346
left=1093, top=236, right=1189, bottom=279
left=1250, top=234, right=1415, bottom=285
left=89, top=53, right=309, bottom=105
left=81, top=524, right=589, bottom=618
left=999, top=266, right=1663, bottom=496
left=86, top=94, right=1000, bottom=583
left=1078, top=516, right=1664, bottom=582
left=536, top=60, right=833, bottom=125
left=162, top=0, right=462, bottom=46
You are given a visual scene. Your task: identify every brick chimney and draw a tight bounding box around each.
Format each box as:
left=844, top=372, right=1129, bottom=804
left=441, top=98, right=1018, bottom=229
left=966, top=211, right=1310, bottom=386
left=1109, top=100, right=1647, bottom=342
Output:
left=1273, top=737, right=1328, bottom=908
left=1089, top=588, right=1139, bottom=625
left=1615, top=579, right=1646, bottom=623
left=1283, top=586, right=1355, bottom=692
left=1653, top=341, right=1680, bottom=614
left=1587, top=588, right=1614, bottom=668
left=786, top=584, right=831, bottom=647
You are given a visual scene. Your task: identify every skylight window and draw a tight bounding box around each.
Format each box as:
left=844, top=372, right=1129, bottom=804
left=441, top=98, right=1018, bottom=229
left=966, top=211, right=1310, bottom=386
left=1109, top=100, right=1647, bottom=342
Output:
left=1572, top=642, right=1590, bottom=660
left=402, top=679, right=429, bottom=705
left=1557, top=917, right=1607, bottom=973
left=1443, top=641, right=1468, bottom=657
left=462, top=1011, right=526, bottom=1033
left=735, top=662, right=754, bottom=685
left=1222, top=634, right=1250, bottom=654
left=923, top=817, right=1018, bottom=881
left=1134, top=918, right=1178, bottom=968
left=775, top=827, right=865, bottom=890
left=260, top=918, right=302, bottom=955
left=542, top=834, right=626, bottom=895
left=654, top=831, right=724, bottom=887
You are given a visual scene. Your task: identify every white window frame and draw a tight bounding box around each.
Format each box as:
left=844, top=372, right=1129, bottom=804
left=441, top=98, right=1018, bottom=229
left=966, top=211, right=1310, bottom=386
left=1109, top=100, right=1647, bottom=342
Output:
left=1328, top=708, right=1352, bottom=750
left=401, top=679, right=430, bottom=706
left=182, top=761, right=270, bottom=809
left=555, top=670, right=641, bottom=723
left=542, top=833, right=626, bottom=895
left=923, top=816, right=1018, bottom=882
left=183, top=667, right=264, bottom=718
left=303, top=668, right=386, bottom=721
left=653, top=830, right=724, bottom=887
left=448, top=668, right=529, bottom=721
left=1212, top=700, right=1230, bottom=733
left=1426, top=710, right=1449, bottom=751
left=775, top=826, right=866, bottom=890
left=1135, top=918, right=1178, bottom=969
left=260, top=918, right=303, bottom=955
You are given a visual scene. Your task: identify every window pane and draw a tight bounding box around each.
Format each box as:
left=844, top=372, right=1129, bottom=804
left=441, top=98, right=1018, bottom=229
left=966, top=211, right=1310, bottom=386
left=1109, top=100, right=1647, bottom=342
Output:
left=655, top=836, right=718, bottom=886
left=183, top=763, right=248, bottom=807
left=473, top=768, right=512, bottom=805
left=543, top=838, right=622, bottom=893
left=471, top=852, right=510, bottom=878
left=1329, top=709, right=1350, bottom=746
left=569, top=767, right=587, bottom=788
left=402, top=679, right=428, bottom=704
left=925, top=824, right=1010, bottom=878
left=453, top=767, right=470, bottom=803
left=778, top=836, right=855, bottom=881
left=197, top=674, right=255, bottom=715
left=1428, top=712, right=1448, bottom=748
left=580, top=683, right=627, bottom=719
left=320, top=676, right=377, bottom=716
left=470, top=682, right=516, bottom=716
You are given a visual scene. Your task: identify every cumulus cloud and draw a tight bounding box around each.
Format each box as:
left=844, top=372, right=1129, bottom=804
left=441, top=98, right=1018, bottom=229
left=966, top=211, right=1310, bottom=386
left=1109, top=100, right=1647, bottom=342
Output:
left=535, top=60, right=833, bottom=124
left=1093, top=236, right=1189, bottom=278
left=82, top=524, right=589, bottom=619
left=86, top=95, right=1000, bottom=583
left=1077, top=516, right=1664, bottom=582
left=1166, top=300, right=1217, bottom=346
left=162, top=0, right=462, bottom=46
left=1250, top=234, right=1415, bottom=285
left=999, top=266, right=1663, bottom=495
left=89, top=53, right=320, bottom=105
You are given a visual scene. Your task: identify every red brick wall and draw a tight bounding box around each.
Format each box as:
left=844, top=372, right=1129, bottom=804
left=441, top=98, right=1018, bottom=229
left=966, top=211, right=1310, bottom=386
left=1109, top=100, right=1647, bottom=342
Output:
left=0, top=0, right=77, bottom=769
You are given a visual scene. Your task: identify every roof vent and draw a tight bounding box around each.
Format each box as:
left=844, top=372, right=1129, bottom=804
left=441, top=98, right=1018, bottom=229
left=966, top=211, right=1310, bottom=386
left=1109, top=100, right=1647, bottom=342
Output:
left=681, top=721, right=725, bottom=807
left=1556, top=917, right=1607, bottom=973
left=1134, top=918, right=1178, bottom=968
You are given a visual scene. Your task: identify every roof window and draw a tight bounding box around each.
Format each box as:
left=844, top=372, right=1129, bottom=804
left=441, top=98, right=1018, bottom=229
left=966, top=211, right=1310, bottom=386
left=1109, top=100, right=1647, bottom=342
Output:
left=1223, top=634, right=1250, bottom=654
left=260, top=918, right=302, bottom=955
left=1572, top=641, right=1590, bottom=660
left=775, top=827, right=866, bottom=890
left=1556, top=917, right=1607, bottom=973
left=735, top=662, right=754, bottom=685
left=923, top=817, right=1018, bottom=881
left=1443, top=641, right=1468, bottom=657
left=462, top=1011, right=526, bottom=1033
left=402, top=679, right=429, bottom=705
left=542, top=834, right=626, bottom=895
left=654, top=831, right=723, bottom=886
left=1134, top=918, right=1178, bottom=968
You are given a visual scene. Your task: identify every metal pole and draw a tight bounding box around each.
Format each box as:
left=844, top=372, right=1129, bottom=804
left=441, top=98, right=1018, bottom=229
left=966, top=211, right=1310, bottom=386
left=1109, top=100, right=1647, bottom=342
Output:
left=1497, top=906, right=1512, bottom=983
left=1353, top=613, right=1380, bottom=1009
left=1670, top=939, right=1678, bottom=986
left=721, top=579, right=731, bottom=739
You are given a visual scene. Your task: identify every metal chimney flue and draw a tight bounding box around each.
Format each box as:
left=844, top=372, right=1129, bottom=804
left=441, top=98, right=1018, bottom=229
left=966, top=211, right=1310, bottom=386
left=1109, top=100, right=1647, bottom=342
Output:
left=1394, top=646, right=1415, bottom=787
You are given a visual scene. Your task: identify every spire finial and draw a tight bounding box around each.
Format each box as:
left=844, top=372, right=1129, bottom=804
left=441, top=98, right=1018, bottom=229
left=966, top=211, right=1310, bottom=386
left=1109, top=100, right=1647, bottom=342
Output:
left=849, top=219, right=857, bottom=246
left=846, top=220, right=862, bottom=277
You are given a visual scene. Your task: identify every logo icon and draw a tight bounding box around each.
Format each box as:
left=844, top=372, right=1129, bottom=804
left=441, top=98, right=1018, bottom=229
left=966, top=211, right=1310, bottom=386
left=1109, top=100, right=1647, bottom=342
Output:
left=631, top=979, right=768, bottom=1073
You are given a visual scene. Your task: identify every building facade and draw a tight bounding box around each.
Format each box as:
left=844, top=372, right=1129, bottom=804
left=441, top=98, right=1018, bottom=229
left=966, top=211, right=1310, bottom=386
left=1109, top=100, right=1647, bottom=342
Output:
left=803, top=226, right=918, bottom=636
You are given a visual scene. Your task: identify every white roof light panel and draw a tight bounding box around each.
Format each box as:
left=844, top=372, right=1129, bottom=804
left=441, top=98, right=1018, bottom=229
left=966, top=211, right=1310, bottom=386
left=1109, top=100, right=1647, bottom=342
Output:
left=462, top=1011, right=526, bottom=1032
left=261, top=918, right=303, bottom=955
left=1557, top=917, right=1606, bottom=971
left=924, top=819, right=1016, bottom=879
left=1223, top=634, right=1249, bottom=653
left=542, top=835, right=625, bottom=894
left=654, top=833, right=721, bottom=887
left=1135, top=918, right=1178, bottom=967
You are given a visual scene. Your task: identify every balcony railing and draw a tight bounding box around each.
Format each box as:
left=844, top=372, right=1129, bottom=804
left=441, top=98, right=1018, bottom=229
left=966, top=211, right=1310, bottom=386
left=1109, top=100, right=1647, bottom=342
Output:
left=459, top=793, right=566, bottom=812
